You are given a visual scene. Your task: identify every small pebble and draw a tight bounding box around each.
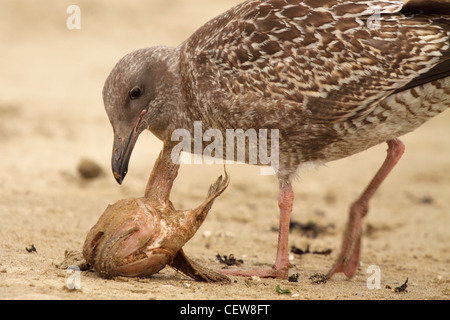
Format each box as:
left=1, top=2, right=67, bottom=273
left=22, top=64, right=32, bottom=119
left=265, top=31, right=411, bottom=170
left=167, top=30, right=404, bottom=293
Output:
left=77, top=158, right=103, bottom=179
left=202, top=230, right=212, bottom=238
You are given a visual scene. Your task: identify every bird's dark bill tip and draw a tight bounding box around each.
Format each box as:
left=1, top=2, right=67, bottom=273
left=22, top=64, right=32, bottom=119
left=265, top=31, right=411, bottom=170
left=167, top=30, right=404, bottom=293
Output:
left=113, top=171, right=124, bottom=185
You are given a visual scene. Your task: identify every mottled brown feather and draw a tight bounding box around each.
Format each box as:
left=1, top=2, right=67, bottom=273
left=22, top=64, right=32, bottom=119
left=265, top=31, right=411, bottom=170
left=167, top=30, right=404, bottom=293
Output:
left=173, top=1, right=449, bottom=179
left=104, top=0, right=450, bottom=183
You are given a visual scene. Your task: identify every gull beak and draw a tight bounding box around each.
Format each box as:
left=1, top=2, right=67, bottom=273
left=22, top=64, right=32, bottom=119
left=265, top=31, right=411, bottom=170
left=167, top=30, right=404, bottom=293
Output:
left=111, top=109, right=147, bottom=184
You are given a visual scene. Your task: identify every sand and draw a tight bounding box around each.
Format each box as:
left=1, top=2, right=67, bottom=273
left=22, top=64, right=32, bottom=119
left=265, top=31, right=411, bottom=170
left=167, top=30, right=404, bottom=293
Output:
left=0, top=0, right=449, bottom=301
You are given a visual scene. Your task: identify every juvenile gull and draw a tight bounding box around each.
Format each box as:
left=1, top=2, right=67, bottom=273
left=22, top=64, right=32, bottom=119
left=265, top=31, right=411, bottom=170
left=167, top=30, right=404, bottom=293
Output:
left=103, top=0, right=450, bottom=279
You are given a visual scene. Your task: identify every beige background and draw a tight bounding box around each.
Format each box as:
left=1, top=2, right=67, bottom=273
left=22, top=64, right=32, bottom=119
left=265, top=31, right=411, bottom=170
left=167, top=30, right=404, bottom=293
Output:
left=0, top=0, right=449, bottom=300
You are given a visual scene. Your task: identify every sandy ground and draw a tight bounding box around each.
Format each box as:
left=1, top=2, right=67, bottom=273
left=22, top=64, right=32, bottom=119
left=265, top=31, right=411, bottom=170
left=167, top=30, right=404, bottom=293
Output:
left=0, top=0, right=449, bottom=301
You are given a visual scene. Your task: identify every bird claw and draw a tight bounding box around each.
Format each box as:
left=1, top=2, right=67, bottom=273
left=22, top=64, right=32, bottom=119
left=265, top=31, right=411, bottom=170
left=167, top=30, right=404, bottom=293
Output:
left=327, top=235, right=361, bottom=279
left=327, top=206, right=364, bottom=279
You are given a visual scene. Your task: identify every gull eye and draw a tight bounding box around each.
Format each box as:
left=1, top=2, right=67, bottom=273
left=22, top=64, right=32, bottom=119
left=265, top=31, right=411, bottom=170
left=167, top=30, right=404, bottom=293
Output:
left=129, top=87, right=142, bottom=100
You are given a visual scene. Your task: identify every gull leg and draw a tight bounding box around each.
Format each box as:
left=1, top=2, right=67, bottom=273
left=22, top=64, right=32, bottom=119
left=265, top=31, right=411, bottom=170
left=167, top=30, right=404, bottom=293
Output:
left=328, top=139, right=405, bottom=278
left=273, top=183, right=294, bottom=274
left=219, top=183, right=294, bottom=279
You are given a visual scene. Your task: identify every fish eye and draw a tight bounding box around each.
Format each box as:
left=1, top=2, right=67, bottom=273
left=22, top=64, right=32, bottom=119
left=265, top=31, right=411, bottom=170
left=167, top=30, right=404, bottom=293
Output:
left=129, top=87, right=142, bottom=100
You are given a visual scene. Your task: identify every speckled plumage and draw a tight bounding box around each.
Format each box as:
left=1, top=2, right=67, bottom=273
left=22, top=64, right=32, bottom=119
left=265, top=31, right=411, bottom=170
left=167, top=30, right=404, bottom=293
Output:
left=103, top=0, right=450, bottom=279
left=104, top=0, right=449, bottom=183
left=179, top=0, right=450, bottom=179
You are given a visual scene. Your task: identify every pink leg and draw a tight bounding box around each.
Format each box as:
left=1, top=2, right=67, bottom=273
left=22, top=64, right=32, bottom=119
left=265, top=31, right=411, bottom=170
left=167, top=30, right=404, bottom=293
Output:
left=219, top=183, right=294, bottom=279
left=328, top=139, right=405, bottom=278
